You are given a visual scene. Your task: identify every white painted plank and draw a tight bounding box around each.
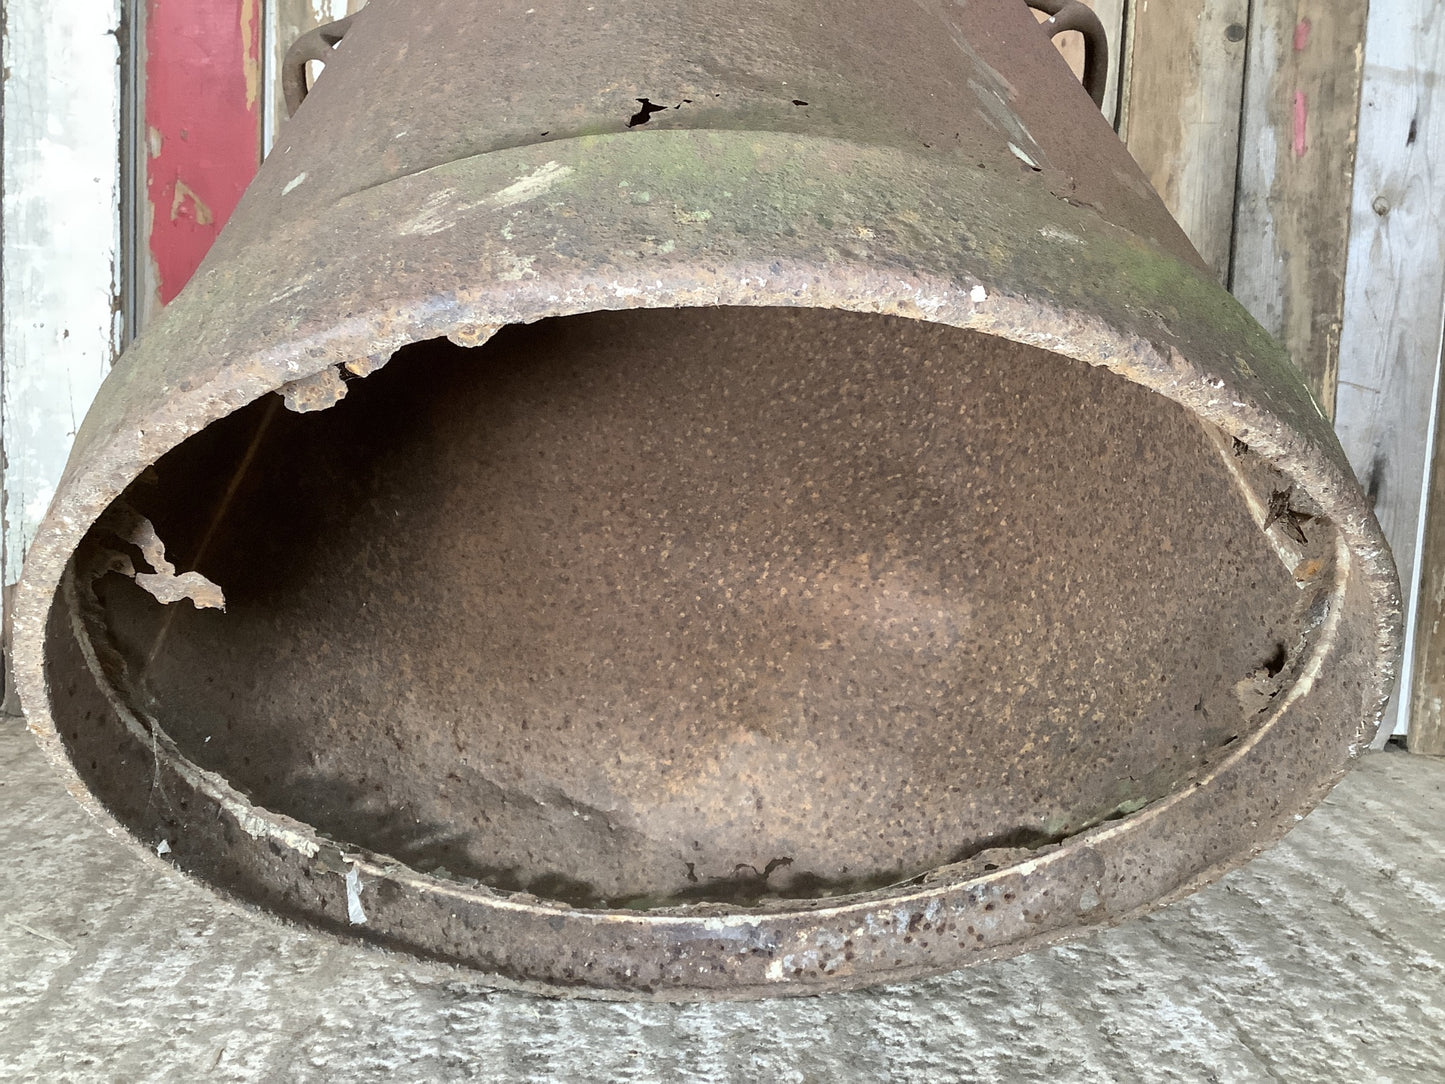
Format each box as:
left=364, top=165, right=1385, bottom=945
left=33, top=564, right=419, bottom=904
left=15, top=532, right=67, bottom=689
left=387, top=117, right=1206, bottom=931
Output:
left=1, top=0, right=125, bottom=588
left=1332, top=0, right=1445, bottom=740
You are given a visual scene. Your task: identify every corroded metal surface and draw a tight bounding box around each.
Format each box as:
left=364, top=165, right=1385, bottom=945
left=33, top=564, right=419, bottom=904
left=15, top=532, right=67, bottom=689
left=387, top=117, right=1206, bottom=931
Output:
left=15, top=0, right=1399, bottom=999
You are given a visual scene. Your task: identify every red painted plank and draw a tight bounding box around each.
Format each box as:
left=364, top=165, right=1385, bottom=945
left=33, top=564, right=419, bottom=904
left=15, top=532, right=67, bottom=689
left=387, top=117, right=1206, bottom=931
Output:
left=146, top=0, right=263, bottom=305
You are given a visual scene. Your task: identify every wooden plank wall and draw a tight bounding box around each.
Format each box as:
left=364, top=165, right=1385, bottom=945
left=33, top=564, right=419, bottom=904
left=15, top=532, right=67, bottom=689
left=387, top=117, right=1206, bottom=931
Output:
left=1113, top=0, right=1445, bottom=747
left=1342, top=1, right=1445, bottom=752
left=1231, top=5, right=1368, bottom=416
left=1117, top=0, right=1252, bottom=282
left=1117, top=0, right=1365, bottom=412
left=0, top=0, right=125, bottom=706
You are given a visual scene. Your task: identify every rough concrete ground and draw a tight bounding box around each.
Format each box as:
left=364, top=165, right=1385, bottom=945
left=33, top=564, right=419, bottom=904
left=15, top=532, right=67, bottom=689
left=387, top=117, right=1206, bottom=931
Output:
left=1, top=717, right=1442, bottom=1082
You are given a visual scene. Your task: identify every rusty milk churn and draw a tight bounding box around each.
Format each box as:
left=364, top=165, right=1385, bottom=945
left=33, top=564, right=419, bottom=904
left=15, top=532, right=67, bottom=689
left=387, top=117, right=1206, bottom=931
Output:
left=13, top=0, right=1400, bottom=999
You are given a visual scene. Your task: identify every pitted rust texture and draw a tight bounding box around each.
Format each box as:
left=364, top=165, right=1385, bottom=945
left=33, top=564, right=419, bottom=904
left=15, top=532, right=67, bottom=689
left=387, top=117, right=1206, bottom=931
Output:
left=86, top=311, right=1305, bottom=907
left=16, top=0, right=1400, bottom=998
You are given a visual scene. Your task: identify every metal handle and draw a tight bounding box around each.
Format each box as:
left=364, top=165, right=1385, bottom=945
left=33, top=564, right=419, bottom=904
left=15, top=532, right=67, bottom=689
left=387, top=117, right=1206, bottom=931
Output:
left=283, top=15, right=356, bottom=118
left=1027, top=0, right=1109, bottom=110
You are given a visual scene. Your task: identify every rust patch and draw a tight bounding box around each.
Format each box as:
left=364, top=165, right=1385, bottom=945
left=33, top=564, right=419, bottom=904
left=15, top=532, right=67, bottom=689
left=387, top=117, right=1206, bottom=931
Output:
left=279, top=366, right=348, bottom=412
left=98, top=505, right=225, bottom=610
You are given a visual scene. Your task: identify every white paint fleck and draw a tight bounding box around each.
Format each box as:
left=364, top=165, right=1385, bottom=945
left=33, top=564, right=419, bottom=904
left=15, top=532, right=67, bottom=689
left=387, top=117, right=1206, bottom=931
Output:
left=397, top=163, right=576, bottom=239
left=489, top=161, right=574, bottom=209
left=269, top=281, right=307, bottom=305
left=971, top=284, right=988, bottom=304
left=346, top=866, right=367, bottom=925
left=398, top=188, right=460, bottom=237
left=156, top=840, right=171, bottom=856
left=281, top=172, right=308, bottom=195
left=230, top=805, right=320, bottom=858
left=1038, top=226, right=1083, bottom=245
left=1008, top=142, right=1041, bottom=169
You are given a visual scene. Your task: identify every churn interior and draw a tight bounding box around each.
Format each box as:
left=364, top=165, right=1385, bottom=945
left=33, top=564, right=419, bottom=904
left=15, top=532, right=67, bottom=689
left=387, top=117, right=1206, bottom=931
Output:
left=67, top=307, right=1312, bottom=908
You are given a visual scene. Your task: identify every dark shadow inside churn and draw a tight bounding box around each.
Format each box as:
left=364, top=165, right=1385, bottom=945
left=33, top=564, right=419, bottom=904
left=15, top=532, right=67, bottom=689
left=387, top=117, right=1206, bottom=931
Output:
left=67, top=307, right=1316, bottom=908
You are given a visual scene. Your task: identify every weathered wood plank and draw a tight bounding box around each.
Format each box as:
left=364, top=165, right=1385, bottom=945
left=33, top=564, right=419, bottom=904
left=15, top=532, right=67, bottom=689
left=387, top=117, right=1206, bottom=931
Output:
left=1332, top=0, right=1445, bottom=743
left=266, top=0, right=368, bottom=152
left=1119, top=0, right=1250, bottom=279
left=1409, top=324, right=1445, bottom=754
left=1, top=1, right=124, bottom=591
left=1230, top=2, right=1368, bottom=417
left=121, top=2, right=159, bottom=339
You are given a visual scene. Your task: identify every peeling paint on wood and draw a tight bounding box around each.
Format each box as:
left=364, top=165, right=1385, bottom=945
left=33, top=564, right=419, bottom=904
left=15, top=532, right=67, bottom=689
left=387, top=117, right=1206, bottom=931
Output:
left=145, top=0, right=264, bottom=305
left=1, top=0, right=125, bottom=589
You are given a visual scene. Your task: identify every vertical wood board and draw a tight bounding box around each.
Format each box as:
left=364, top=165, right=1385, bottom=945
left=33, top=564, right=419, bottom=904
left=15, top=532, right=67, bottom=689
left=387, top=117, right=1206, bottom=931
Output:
left=1408, top=313, right=1445, bottom=753
left=1120, top=0, right=1250, bottom=279
left=1, top=0, right=125, bottom=588
left=145, top=0, right=265, bottom=306
left=1332, top=0, right=1445, bottom=741
left=1230, top=2, right=1368, bottom=416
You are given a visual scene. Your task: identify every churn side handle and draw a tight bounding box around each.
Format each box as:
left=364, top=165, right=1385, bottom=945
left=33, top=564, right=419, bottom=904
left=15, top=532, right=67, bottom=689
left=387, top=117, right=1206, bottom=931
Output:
left=283, top=15, right=357, bottom=118
left=1026, top=0, right=1109, bottom=110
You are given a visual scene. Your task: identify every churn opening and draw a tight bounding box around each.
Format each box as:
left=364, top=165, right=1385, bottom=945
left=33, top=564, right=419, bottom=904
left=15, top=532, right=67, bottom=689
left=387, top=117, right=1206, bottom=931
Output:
left=59, top=306, right=1322, bottom=910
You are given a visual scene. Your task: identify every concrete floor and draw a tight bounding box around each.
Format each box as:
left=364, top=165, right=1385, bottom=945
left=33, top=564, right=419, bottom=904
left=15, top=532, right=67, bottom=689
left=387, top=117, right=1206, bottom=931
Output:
left=2, top=717, right=1443, bottom=1083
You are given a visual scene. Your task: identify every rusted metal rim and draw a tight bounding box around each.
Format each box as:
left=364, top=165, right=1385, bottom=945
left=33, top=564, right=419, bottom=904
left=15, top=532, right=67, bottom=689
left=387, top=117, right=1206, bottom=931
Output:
left=15, top=130, right=1400, bottom=999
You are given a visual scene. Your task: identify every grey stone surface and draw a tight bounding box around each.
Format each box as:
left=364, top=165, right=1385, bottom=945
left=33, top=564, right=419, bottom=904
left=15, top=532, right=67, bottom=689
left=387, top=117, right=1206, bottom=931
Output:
left=2, top=716, right=1442, bottom=1082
